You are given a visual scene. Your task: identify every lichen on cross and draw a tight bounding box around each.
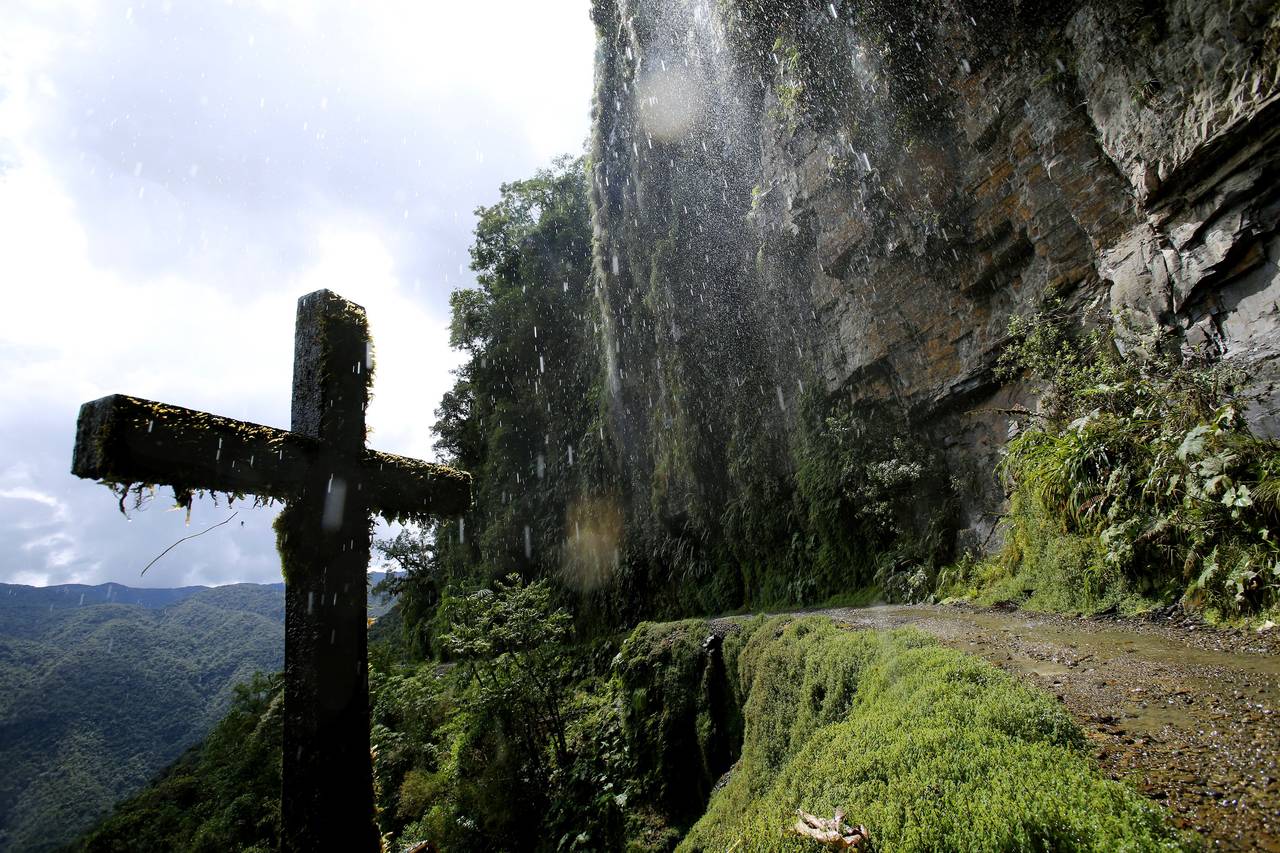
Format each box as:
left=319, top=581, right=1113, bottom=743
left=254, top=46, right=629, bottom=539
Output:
left=70, top=289, right=471, bottom=853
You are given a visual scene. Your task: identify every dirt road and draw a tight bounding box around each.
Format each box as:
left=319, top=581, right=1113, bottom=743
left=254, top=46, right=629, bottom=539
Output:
left=804, top=605, right=1280, bottom=850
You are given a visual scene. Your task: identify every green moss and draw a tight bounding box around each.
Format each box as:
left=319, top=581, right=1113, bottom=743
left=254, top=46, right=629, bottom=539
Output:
left=87, top=396, right=294, bottom=515
left=678, top=617, right=1193, bottom=853
left=615, top=621, right=741, bottom=834
left=768, top=37, right=805, bottom=134
left=272, top=505, right=301, bottom=585
left=944, top=486, right=1154, bottom=617
left=365, top=450, right=472, bottom=525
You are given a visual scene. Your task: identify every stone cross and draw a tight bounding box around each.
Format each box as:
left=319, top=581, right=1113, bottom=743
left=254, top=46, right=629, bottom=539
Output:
left=71, top=290, right=471, bottom=852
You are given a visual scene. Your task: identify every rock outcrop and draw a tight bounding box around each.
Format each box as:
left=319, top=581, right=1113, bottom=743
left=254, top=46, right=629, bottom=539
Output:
left=589, top=0, right=1280, bottom=577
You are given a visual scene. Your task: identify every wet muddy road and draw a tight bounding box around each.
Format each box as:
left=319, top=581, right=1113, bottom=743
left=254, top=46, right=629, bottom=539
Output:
left=808, top=605, right=1280, bottom=850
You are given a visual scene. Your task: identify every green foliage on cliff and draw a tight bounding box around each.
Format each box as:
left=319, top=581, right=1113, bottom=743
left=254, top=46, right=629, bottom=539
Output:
left=390, top=153, right=609, bottom=650
left=790, top=396, right=954, bottom=604
left=373, top=575, right=635, bottom=852
left=948, top=311, right=1280, bottom=620
left=612, top=620, right=744, bottom=845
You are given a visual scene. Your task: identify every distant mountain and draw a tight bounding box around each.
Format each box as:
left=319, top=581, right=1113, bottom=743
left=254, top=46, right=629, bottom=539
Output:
left=0, top=581, right=229, bottom=611
left=366, top=570, right=396, bottom=619
left=0, top=571, right=389, bottom=615
left=0, top=573, right=398, bottom=852
left=0, top=582, right=283, bottom=853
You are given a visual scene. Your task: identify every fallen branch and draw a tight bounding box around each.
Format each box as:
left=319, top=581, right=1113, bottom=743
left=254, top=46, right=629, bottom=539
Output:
left=402, top=842, right=437, bottom=853
left=966, top=406, right=1045, bottom=420
left=791, top=809, right=870, bottom=849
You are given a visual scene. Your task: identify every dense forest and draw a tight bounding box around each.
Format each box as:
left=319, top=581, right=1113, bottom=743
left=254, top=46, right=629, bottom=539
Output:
left=0, top=583, right=284, bottom=852
left=0, top=577, right=396, bottom=852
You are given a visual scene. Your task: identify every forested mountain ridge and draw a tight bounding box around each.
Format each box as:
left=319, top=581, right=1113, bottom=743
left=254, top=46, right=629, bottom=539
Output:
left=1, top=582, right=214, bottom=611
left=0, top=574, right=391, bottom=852
left=0, top=582, right=283, bottom=852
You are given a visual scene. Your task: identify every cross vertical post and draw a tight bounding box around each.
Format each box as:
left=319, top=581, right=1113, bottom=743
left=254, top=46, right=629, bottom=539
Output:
left=278, top=290, right=379, bottom=852
left=69, top=289, right=472, bottom=853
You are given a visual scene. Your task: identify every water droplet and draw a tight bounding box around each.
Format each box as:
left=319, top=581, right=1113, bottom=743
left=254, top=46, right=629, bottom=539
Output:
left=322, top=478, right=347, bottom=531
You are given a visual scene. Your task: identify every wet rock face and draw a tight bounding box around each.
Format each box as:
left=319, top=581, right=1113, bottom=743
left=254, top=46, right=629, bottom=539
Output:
left=591, top=0, right=1280, bottom=552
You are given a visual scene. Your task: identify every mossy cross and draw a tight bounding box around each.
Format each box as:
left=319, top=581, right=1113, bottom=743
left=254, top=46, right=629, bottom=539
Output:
left=70, top=289, right=471, bottom=852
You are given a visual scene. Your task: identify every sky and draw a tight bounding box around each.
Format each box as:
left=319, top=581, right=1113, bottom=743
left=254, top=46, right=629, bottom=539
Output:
left=0, top=0, right=596, bottom=588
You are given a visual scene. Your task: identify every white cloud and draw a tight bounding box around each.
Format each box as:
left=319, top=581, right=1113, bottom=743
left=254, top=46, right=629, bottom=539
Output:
left=0, top=0, right=595, bottom=587
left=0, top=485, right=70, bottom=525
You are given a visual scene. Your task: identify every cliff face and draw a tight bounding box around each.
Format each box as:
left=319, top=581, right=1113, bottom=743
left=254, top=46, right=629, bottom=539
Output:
left=589, top=0, right=1280, bottom=571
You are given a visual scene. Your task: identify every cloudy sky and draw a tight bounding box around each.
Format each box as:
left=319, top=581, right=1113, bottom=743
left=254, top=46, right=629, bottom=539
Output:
left=0, top=0, right=596, bottom=588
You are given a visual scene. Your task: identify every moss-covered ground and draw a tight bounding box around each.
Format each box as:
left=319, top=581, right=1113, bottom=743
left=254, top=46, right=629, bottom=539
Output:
left=678, top=616, right=1194, bottom=853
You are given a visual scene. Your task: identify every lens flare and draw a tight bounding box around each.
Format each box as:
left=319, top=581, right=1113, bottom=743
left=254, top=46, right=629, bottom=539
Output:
left=635, top=67, right=705, bottom=142
left=562, top=497, right=623, bottom=591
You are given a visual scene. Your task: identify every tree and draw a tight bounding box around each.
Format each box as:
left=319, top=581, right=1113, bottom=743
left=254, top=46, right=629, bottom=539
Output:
left=432, top=154, right=601, bottom=593
left=441, top=574, right=573, bottom=768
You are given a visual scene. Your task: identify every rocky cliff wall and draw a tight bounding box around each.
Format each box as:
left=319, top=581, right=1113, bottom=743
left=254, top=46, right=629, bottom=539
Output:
left=588, top=0, right=1280, bottom=587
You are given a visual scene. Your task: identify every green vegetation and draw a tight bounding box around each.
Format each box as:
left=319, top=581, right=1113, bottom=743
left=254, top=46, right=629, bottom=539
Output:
left=0, top=583, right=284, bottom=852
left=373, top=575, right=633, bottom=852
left=73, top=604, right=1193, bottom=852
left=681, top=617, right=1190, bottom=852
left=768, top=37, right=805, bottom=133
left=404, top=153, right=608, bottom=644
left=943, top=310, right=1280, bottom=621
left=72, top=673, right=282, bottom=853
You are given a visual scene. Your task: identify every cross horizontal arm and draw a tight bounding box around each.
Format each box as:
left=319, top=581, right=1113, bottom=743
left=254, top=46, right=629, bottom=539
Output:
left=72, top=394, right=311, bottom=500
left=73, top=394, right=473, bottom=519
left=362, top=450, right=471, bottom=520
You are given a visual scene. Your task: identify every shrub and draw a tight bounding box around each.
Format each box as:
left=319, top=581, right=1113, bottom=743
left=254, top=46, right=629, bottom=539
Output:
left=982, top=309, right=1280, bottom=619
